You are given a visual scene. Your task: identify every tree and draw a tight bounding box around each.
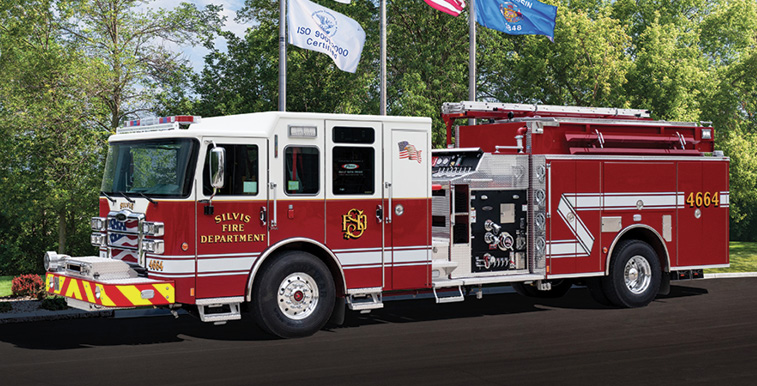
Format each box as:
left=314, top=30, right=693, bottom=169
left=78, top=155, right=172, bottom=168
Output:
left=60, top=0, right=225, bottom=129
left=158, top=0, right=381, bottom=117
left=478, top=2, right=632, bottom=109
left=0, top=0, right=108, bottom=273
left=698, top=0, right=757, bottom=239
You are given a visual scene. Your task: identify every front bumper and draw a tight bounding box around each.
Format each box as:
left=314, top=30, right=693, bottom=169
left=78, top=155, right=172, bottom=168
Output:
left=46, top=272, right=175, bottom=310
left=44, top=255, right=175, bottom=310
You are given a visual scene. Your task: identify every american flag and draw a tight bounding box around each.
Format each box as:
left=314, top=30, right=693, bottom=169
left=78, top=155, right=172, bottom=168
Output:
left=109, top=233, right=139, bottom=248
left=423, top=0, right=465, bottom=17
left=398, top=141, right=422, bottom=163
left=111, top=248, right=139, bottom=263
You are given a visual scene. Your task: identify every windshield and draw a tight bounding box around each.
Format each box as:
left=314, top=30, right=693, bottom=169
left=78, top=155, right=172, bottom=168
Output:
left=101, top=138, right=199, bottom=197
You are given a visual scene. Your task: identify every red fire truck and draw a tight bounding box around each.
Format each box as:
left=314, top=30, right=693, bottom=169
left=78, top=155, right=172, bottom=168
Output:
left=43, top=102, right=729, bottom=338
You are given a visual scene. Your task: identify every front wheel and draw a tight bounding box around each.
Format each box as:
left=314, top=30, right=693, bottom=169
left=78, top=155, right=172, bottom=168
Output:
left=601, top=240, right=661, bottom=308
left=251, top=251, right=335, bottom=338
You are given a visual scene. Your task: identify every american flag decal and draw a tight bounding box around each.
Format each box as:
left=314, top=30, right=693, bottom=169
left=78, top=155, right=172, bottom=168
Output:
left=398, top=141, right=422, bottom=163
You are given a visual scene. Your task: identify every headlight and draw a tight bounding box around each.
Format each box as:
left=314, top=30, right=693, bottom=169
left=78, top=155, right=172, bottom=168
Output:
left=91, top=233, right=106, bottom=247
left=142, top=239, right=165, bottom=254
left=91, top=217, right=106, bottom=231
left=702, top=128, right=713, bottom=140
left=142, top=221, right=165, bottom=237
left=44, top=251, right=67, bottom=271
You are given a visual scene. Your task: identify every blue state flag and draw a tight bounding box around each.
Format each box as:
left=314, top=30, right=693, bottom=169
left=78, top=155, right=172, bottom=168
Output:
left=475, top=0, right=557, bottom=41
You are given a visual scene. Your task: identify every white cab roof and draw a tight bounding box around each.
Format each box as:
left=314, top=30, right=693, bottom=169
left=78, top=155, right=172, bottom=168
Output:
left=110, top=111, right=431, bottom=142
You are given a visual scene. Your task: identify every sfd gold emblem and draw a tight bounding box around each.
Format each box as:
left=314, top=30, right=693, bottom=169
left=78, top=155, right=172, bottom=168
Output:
left=342, top=209, right=367, bottom=240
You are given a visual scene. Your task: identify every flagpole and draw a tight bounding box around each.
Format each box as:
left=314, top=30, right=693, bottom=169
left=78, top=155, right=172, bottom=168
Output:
left=279, top=0, right=287, bottom=112
left=380, top=0, right=387, bottom=115
left=468, top=0, right=476, bottom=126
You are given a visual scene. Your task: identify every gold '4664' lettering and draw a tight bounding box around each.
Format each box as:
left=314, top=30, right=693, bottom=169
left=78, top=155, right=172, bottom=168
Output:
left=148, top=260, right=164, bottom=271
left=686, top=192, right=720, bottom=208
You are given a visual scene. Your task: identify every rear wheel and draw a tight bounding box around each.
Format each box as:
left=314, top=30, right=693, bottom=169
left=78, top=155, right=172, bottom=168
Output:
left=512, top=279, right=572, bottom=298
left=584, top=277, right=612, bottom=306
left=601, top=240, right=661, bottom=308
left=252, top=251, right=335, bottom=338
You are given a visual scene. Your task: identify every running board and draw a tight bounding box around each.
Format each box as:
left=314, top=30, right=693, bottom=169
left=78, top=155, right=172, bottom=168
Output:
left=433, top=285, right=465, bottom=303
left=346, top=287, right=384, bottom=311
left=196, top=296, right=243, bottom=323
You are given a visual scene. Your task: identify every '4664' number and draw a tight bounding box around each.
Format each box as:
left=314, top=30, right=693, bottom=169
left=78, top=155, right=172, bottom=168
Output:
left=148, top=259, right=164, bottom=271
left=686, top=192, right=719, bottom=208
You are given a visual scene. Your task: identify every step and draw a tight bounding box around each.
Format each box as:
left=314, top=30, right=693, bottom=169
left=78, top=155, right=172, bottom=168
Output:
left=196, top=296, right=243, bottom=323
left=346, top=287, right=384, bottom=311
left=433, top=285, right=465, bottom=304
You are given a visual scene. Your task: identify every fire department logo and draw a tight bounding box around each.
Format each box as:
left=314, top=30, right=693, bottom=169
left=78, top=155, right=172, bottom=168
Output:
left=500, top=2, right=523, bottom=23
left=341, top=209, right=367, bottom=240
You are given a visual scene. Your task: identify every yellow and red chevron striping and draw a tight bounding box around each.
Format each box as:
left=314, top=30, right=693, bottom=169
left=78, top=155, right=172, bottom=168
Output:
left=45, top=273, right=175, bottom=308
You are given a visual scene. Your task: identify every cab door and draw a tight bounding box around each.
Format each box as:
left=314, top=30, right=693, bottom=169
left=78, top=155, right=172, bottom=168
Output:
left=383, top=126, right=431, bottom=290
left=266, top=120, right=326, bottom=245
left=196, top=137, right=268, bottom=299
left=325, top=121, right=384, bottom=289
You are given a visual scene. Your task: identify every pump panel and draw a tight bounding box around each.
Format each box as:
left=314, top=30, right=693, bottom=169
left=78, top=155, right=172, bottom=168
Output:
left=470, top=189, right=528, bottom=272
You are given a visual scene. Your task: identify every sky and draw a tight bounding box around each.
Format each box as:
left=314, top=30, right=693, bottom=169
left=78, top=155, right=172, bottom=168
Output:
left=147, top=0, right=249, bottom=71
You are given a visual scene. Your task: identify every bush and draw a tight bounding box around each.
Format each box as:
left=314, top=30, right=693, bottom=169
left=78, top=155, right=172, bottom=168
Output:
left=11, top=274, right=44, bottom=297
left=40, top=296, right=67, bottom=311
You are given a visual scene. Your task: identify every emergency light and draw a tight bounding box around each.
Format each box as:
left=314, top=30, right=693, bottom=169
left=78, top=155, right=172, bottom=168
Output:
left=117, top=115, right=201, bottom=134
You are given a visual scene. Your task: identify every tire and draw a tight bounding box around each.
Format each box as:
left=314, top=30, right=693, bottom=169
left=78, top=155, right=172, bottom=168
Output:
left=584, top=277, right=612, bottom=306
left=601, top=240, right=661, bottom=308
left=512, top=279, right=573, bottom=298
left=251, top=251, right=335, bottom=338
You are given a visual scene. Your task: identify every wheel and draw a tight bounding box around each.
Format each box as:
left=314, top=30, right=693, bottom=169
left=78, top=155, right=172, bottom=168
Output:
left=251, top=251, right=335, bottom=338
left=512, top=279, right=573, bottom=298
left=601, top=240, right=661, bottom=308
left=584, top=277, right=612, bottom=306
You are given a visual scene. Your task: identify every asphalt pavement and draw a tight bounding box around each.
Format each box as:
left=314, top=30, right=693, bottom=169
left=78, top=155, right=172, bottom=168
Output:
left=0, top=277, right=756, bottom=386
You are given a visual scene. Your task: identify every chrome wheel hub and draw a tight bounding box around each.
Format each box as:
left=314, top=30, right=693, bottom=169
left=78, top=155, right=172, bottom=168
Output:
left=624, top=255, right=652, bottom=294
left=278, top=272, right=319, bottom=320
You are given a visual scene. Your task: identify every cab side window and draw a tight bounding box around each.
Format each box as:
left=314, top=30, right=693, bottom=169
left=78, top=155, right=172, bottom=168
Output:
left=285, top=146, right=319, bottom=195
left=332, top=126, right=375, bottom=195
left=333, top=147, right=374, bottom=195
left=203, top=144, right=259, bottom=196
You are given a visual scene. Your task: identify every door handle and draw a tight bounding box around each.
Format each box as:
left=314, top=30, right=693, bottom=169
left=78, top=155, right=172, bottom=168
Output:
left=269, top=182, right=278, bottom=229
left=376, top=205, right=383, bottom=223
left=385, top=182, right=392, bottom=224
left=259, top=206, right=267, bottom=226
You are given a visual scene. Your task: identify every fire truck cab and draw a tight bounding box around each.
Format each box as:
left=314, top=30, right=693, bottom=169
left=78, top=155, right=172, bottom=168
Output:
left=43, top=102, right=729, bottom=338
left=45, top=112, right=432, bottom=337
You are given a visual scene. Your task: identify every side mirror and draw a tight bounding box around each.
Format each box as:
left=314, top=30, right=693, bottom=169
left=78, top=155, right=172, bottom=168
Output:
left=209, top=147, right=225, bottom=189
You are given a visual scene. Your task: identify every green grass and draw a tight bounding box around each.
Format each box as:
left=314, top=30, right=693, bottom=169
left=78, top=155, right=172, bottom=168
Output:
left=706, top=241, right=757, bottom=274
left=0, top=276, right=12, bottom=297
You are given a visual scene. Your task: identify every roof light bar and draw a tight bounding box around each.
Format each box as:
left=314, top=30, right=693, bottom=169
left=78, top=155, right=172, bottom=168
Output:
left=117, top=115, right=201, bottom=134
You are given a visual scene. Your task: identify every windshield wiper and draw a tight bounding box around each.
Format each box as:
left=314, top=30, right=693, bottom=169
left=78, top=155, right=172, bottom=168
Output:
left=119, top=191, right=136, bottom=204
left=135, top=191, right=158, bottom=206
left=100, top=191, right=116, bottom=204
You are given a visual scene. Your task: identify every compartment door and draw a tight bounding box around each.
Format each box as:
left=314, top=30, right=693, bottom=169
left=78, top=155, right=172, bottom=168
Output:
left=677, top=161, right=729, bottom=267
